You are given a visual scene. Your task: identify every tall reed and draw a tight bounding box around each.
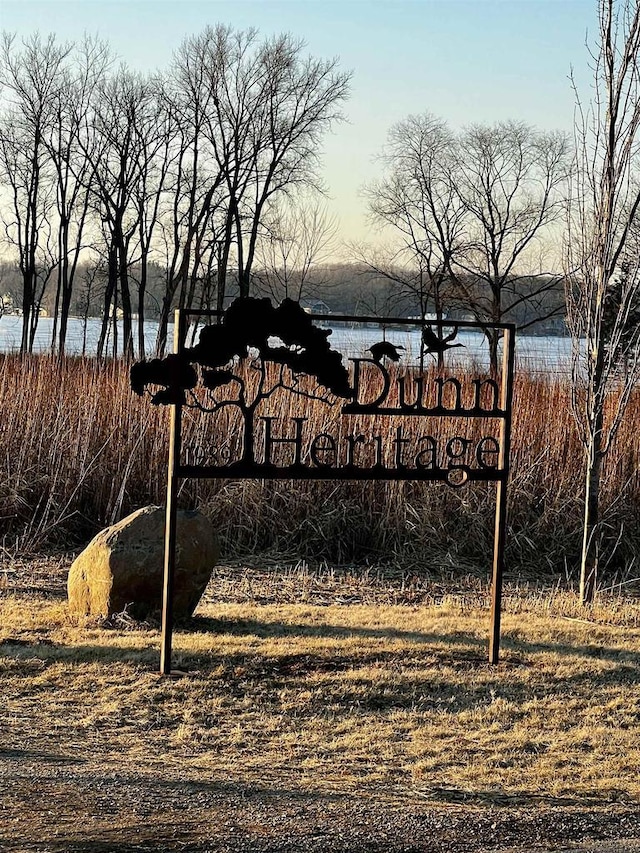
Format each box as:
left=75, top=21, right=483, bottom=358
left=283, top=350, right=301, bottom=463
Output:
left=1, top=354, right=638, bottom=583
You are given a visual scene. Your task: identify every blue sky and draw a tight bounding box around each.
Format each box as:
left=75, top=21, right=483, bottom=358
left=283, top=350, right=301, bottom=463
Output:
left=1, top=0, right=595, bottom=246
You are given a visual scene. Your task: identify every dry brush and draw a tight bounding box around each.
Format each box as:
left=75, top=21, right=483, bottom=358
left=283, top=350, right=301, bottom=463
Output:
left=1, top=354, right=639, bottom=586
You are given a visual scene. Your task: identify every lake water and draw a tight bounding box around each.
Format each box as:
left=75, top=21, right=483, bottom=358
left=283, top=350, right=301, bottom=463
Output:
left=0, top=314, right=575, bottom=375
left=325, top=324, right=574, bottom=375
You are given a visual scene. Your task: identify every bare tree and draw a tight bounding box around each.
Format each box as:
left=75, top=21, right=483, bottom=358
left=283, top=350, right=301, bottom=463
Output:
left=75, top=256, right=103, bottom=354
left=565, top=0, right=640, bottom=604
left=153, top=26, right=349, bottom=351
left=366, top=115, right=570, bottom=373
left=44, top=35, right=110, bottom=355
left=154, top=30, right=228, bottom=355
left=86, top=66, right=165, bottom=358
left=363, top=113, right=465, bottom=367
left=0, top=32, right=71, bottom=352
left=253, top=195, right=339, bottom=302
left=455, top=121, right=570, bottom=370
left=198, top=27, right=350, bottom=301
left=129, top=80, right=177, bottom=359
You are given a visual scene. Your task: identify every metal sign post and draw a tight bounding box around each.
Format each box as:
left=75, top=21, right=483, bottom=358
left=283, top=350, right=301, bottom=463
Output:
left=160, top=310, right=185, bottom=676
left=131, top=299, right=516, bottom=674
left=489, top=326, right=515, bottom=665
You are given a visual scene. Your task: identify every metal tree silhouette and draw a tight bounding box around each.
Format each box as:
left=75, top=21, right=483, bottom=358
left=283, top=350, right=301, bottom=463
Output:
left=131, top=297, right=352, bottom=466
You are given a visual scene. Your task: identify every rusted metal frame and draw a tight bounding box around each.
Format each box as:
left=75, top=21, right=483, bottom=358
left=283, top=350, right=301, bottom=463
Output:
left=176, top=464, right=508, bottom=483
left=159, top=309, right=516, bottom=673
left=180, top=307, right=514, bottom=332
left=341, top=406, right=507, bottom=418
left=160, top=309, right=187, bottom=676
left=489, top=326, right=516, bottom=664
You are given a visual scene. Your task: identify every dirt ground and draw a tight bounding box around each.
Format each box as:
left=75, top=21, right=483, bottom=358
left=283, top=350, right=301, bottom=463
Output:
left=2, top=556, right=640, bottom=853
left=2, top=734, right=640, bottom=853
left=2, top=745, right=640, bottom=853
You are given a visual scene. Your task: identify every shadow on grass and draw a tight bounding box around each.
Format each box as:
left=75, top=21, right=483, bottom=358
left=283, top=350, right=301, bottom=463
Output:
left=0, top=747, right=86, bottom=765
left=186, top=613, right=484, bottom=643
left=0, top=638, right=159, bottom=668
left=3, top=613, right=640, bottom=716
left=187, top=611, right=640, bottom=649
left=185, top=613, right=640, bottom=670
left=4, top=611, right=640, bottom=675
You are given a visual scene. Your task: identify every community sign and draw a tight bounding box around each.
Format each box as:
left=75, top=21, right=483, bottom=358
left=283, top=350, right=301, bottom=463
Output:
left=131, top=297, right=515, bottom=673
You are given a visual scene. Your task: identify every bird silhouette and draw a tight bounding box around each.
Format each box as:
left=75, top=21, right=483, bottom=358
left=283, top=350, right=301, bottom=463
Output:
left=367, top=341, right=406, bottom=363
left=421, top=325, right=464, bottom=357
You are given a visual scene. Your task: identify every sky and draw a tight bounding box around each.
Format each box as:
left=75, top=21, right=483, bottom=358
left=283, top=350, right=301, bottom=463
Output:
left=0, top=0, right=597, bottom=249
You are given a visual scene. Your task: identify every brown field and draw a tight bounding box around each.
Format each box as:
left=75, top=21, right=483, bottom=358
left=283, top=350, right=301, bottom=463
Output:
left=2, top=559, right=640, bottom=852
left=2, top=354, right=640, bottom=589
left=2, top=355, right=640, bottom=849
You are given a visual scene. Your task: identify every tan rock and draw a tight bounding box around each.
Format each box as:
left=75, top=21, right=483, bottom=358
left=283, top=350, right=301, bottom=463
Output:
left=67, top=506, right=218, bottom=619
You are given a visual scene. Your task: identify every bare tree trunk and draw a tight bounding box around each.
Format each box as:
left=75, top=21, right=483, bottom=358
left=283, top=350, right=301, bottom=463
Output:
left=156, top=289, right=176, bottom=356
left=117, top=237, right=134, bottom=359
left=242, top=405, right=256, bottom=465
left=97, top=248, right=116, bottom=359
left=488, top=329, right=500, bottom=378
left=217, top=207, right=235, bottom=312
left=137, top=266, right=147, bottom=360
left=580, top=429, right=603, bottom=604
left=565, top=2, right=640, bottom=606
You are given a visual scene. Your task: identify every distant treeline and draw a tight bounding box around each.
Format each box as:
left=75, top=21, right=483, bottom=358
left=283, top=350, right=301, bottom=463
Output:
left=0, top=258, right=567, bottom=342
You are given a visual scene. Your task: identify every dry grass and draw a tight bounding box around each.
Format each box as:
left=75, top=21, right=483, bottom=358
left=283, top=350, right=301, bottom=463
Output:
left=2, top=354, right=640, bottom=589
left=3, top=562, right=640, bottom=851
left=3, top=566, right=640, bottom=800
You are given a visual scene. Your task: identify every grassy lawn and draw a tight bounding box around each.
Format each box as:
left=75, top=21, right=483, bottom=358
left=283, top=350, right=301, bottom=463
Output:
left=2, top=561, right=640, bottom=851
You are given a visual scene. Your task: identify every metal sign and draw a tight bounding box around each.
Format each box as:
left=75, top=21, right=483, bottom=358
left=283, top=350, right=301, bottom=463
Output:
left=131, top=297, right=515, bottom=674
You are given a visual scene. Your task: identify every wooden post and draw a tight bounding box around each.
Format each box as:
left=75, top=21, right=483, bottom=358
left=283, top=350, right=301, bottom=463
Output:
left=160, top=309, right=185, bottom=676
left=489, top=326, right=515, bottom=665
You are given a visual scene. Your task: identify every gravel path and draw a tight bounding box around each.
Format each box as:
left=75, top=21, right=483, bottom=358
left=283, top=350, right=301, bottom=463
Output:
left=2, top=746, right=640, bottom=853
left=498, top=845, right=640, bottom=853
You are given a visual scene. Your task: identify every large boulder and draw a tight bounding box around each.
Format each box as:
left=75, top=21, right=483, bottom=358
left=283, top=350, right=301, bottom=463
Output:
left=67, top=506, right=218, bottom=620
